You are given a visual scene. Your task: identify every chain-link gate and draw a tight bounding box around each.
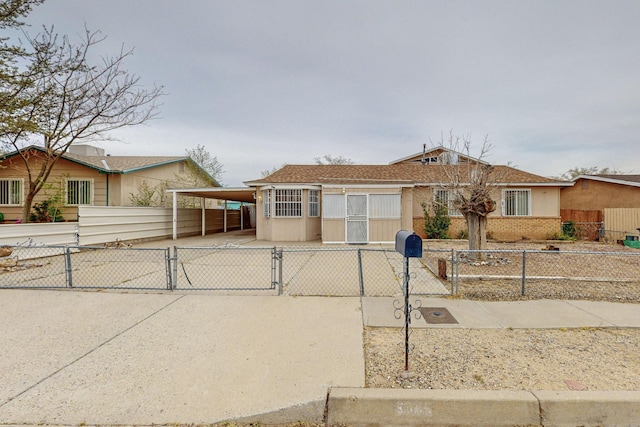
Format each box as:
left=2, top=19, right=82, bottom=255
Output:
left=172, top=246, right=280, bottom=292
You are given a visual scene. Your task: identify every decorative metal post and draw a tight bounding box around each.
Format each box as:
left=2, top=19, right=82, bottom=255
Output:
left=394, top=230, right=423, bottom=372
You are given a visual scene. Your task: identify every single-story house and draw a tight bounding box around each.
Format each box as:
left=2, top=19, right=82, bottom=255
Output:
left=244, top=147, right=573, bottom=243
left=0, top=144, right=220, bottom=221
left=561, top=175, right=640, bottom=210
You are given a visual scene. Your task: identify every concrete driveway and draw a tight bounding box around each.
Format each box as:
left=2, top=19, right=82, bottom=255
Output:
left=0, top=290, right=364, bottom=425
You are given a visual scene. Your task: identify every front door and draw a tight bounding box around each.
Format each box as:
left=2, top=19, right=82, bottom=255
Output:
left=346, top=194, right=368, bottom=243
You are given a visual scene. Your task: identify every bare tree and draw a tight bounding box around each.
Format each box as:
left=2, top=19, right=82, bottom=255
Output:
left=428, top=132, right=506, bottom=257
left=557, top=166, right=626, bottom=181
left=185, top=144, right=224, bottom=185
left=314, top=154, right=354, bottom=165
left=2, top=25, right=164, bottom=221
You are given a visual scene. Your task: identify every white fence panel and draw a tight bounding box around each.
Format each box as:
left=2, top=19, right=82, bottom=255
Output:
left=0, top=222, right=78, bottom=245
left=78, top=206, right=201, bottom=246
left=604, top=208, right=640, bottom=239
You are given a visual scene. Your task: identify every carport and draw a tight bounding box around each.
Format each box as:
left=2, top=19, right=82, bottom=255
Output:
left=166, top=187, right=256, bottom=240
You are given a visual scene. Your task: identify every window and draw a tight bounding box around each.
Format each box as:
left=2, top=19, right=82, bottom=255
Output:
left=262, top=190, right=270, bottom=217
left=308, top=190, right=320, bottom=217
left=502, top=189, right=530, bottom=216
left=434, top=189, right=462, bottom=216
left=323, top=194, right=345, bottom=218
left=274, top=189, right=302, bottom=217
left=369, top=194, right=401, bottom=218
left=0, top=179, right=22, bottom=206
left=66, top=179, right=93, bottom=205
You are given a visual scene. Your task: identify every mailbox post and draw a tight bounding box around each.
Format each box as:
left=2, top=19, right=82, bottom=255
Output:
left=394, top=230, right=423, bottom=371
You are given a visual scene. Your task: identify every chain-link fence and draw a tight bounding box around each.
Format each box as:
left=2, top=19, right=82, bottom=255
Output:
left=455, top=249, right=640, bottom=302
left=2, top=242, right=639, bottom=301
left=173, top=246, right=278, bottom=292
left=279, top=248, right=451, bottom=296
left=0, top=244, right=170, bottom=290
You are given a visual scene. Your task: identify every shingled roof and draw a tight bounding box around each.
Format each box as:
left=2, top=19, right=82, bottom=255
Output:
left=2, top=145, right=220, bottom=186
left=246, top=163, right=569, bottom=186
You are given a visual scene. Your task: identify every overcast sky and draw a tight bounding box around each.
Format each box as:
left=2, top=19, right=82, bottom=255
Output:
left=20, top=0, right=640, bottom=186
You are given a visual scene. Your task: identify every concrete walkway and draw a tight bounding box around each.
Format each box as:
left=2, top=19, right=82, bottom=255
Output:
left=0, top=290, right=363, bottom=425
left=362, top=297, right=640, bottom=329
left=1, top=289, right=640, bottom=426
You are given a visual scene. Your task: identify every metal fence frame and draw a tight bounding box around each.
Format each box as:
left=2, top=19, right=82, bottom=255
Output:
left=2, top=243, right=639, bottom=297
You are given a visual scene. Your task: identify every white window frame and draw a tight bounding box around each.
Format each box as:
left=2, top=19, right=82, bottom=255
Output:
left=65, top=178, right=94, bottom=206
left=0, top=178, right=23, bottom=206
left=308, top=189, right=320, bottom=217
left=502, top=189, right=531, bottom=216
left=274, top=189, right=302, bottom=217
left=434, top=189, right=462, bottom=217
left=262, top=189, right=271, bottom=218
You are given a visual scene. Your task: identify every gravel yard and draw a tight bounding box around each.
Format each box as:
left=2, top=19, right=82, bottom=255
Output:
left=366, top=240, right=640, bottom=392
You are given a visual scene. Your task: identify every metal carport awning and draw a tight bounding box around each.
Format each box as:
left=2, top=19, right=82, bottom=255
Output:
left=166, top=187, right=256, bottom=240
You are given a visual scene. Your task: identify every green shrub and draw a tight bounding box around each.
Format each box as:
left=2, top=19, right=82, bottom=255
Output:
left=421, top=202, right=451, bottom=239
left=30, top=200, right=64, bottom=223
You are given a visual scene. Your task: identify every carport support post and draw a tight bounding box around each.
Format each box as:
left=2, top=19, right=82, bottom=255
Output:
left=172, top=191, right=178, bottom=240
left=223, top=201, right=228, bottom=233
left=201, top=198, right=206, bottom=236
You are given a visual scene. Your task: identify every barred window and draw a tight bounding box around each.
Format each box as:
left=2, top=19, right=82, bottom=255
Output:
left=308, top=190, right=320, bottom=217
left=66, top=179, right=93, bottom=205
left=434, top=189, right=462, bottom=216
left=275, top=189, right=302, bottom=217
left=262, top=189, right=270, bottom=217
left=0, top=179, right=22, bottom=206
left=502, top=189, right=530, bottom=216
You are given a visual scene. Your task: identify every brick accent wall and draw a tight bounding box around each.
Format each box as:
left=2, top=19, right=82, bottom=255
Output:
left=413, top=216, right=562, bottom=240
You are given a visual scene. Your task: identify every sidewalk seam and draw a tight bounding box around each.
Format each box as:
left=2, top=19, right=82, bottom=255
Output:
left=0, top=295, right=186, bottom=408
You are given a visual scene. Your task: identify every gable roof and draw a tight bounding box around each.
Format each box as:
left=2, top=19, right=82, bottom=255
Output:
left=1, top=145, right=221, bottom=186
left=389, top=145, right=489, bottom=165
left=574, top=174, right=640, bottom=188
left=246, top=163, right=570, bottom=187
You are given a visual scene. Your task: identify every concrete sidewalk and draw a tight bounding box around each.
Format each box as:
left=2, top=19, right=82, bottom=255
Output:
left=0, top=290, right=364, bottom=425
left=1, top=289, right=640, bottom=426
left=362, top=296, right=640, bottom=329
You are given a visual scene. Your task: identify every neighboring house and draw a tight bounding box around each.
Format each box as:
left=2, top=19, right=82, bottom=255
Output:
left=0, top=144, right=220, bottom=221
left=561, top=175, right=640, bottom=210
left=560, top=175, right=640, bottom=240
left=244, top=147, right=572, bottom=243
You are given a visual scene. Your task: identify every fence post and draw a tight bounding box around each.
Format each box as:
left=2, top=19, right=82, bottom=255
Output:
left=521, top=250, right=526, bottom=296
left=64, top=246, right=73, bottom=287
left=357, top=248, right=364, bottom=296
left=165, top=248, right=172, bottom=290
left=450, top=249, right=455, bottom=294
left=172, top=246, right=178, bottom=290
left=278, top=248, right=283, bottom=295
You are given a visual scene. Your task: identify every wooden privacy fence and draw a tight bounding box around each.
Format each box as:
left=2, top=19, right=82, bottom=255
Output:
left=560, top=209, right=603, bottom=240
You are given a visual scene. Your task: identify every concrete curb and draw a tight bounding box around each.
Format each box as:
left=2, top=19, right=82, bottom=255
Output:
left=326, top=387, right=640, bottom=427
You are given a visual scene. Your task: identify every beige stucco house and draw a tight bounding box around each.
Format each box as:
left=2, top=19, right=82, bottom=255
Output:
left=245, top=147, right=572, bottom=243
left=0, top=144, right=220, bottom=221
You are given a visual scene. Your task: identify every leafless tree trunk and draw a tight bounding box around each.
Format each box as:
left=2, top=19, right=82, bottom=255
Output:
left=425, top=132, right=504, bottom=259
